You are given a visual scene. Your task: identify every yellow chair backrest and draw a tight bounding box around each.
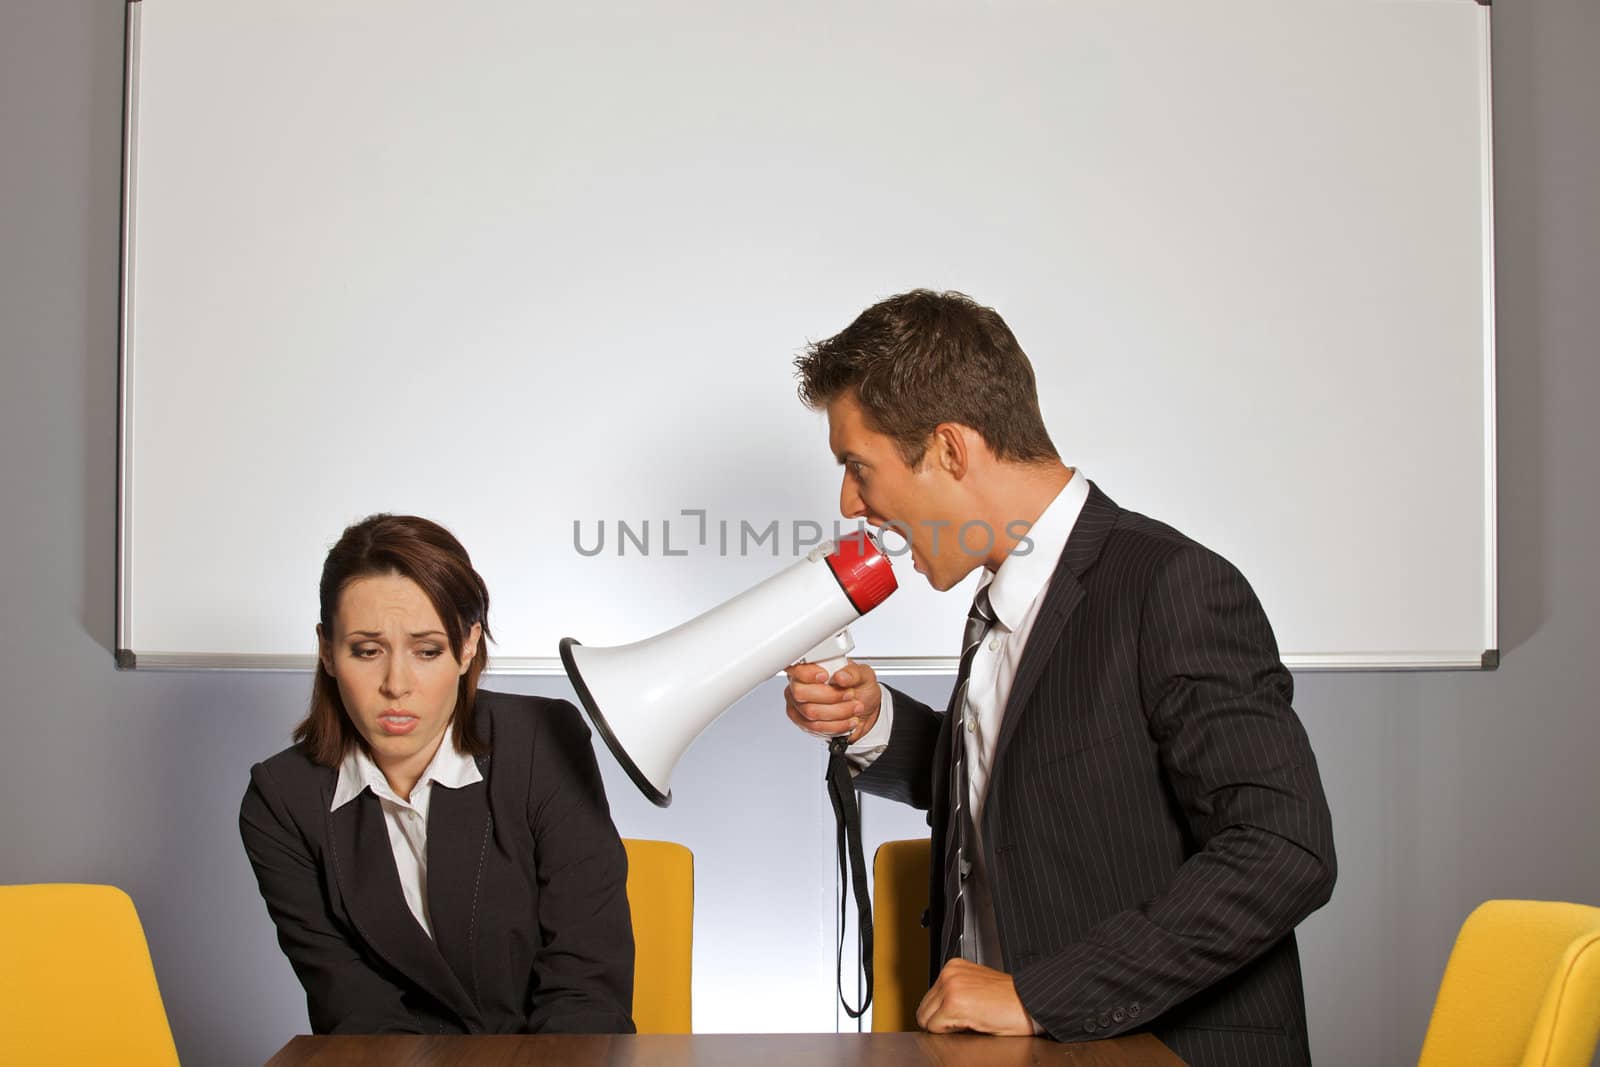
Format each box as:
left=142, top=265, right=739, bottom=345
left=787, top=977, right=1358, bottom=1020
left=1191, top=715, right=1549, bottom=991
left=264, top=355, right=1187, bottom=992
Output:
left=871, top=838, right=932, bottom=1032
left=622, top=838, right=693, bottom=1034
left=0, top=883, right=179, bottom=1066
left=1418, top=899, right=1600, bottom=1067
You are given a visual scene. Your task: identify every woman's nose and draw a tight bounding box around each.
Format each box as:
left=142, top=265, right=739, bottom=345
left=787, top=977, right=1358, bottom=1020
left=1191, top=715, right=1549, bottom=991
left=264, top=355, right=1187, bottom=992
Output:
left=381, top=657, right=413, bottom=698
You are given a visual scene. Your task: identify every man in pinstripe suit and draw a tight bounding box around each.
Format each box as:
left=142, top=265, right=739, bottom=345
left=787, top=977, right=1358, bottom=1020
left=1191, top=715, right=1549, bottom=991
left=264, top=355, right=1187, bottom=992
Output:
left=783, top=290, right=1336, bottom=1065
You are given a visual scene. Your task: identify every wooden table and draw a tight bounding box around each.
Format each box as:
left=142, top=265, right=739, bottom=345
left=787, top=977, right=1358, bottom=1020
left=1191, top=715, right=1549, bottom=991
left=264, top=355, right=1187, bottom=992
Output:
left=266, top=1032, right=1187, bottom=1066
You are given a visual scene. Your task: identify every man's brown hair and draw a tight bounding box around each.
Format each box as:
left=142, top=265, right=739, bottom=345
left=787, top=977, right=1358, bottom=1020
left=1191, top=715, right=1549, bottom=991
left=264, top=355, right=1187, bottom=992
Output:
left=294, top=514, right=493, bottom=767
left=795, top=289, right=1058, bottom=466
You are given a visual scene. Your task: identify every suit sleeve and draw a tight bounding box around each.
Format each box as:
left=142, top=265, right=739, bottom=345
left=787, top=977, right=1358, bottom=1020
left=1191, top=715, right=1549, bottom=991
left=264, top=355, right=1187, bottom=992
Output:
left=239, top=764, right=422, bottom=1034
left=1014, top=544, right=1337, bottom=1040
left=852, top=685, right=945, bottom=811
left=522, top=702, right=637, bottom=1034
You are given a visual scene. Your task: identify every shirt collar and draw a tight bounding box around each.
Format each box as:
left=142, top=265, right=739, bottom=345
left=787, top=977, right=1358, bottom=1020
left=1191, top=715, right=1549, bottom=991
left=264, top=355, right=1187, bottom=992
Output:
left=330, top=727, right=484, bottom=812
left=981, top=470, right=1091, bottom=633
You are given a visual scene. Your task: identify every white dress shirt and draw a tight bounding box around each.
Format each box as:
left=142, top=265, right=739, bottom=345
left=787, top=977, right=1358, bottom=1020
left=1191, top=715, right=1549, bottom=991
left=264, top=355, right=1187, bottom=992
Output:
left=330, top=732, right=484, bottom=940
left=849, top=470, right=1091, bottom=969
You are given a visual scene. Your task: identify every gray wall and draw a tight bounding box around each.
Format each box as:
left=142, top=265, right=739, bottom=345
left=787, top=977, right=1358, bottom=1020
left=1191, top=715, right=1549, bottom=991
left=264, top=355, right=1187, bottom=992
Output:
left=2, top=2, right=1596, bottom=1064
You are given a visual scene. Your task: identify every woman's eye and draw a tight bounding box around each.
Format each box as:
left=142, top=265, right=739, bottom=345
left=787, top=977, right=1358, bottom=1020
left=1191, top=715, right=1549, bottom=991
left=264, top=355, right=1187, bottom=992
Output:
left=351, top=646, right=380, bottom=659
left=417, top=647, right=444, bottom=660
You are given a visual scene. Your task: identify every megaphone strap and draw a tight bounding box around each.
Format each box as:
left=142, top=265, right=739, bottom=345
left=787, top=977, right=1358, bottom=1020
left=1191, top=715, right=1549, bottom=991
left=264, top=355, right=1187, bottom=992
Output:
left=826, top=735, right=875, bottom=1020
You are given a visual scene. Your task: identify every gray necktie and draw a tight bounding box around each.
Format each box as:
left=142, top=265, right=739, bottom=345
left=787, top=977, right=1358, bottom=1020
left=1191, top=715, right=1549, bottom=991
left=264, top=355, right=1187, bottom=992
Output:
left=946, top=584, right=996, bottom=962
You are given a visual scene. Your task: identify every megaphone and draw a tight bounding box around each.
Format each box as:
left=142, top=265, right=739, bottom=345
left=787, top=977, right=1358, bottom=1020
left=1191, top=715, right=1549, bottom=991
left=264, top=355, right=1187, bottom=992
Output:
left=560, top=530, right=897, bottom=806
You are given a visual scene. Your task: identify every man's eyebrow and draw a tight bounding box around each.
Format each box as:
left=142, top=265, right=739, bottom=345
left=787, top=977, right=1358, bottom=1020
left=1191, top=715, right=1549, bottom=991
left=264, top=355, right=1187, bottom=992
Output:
left=835, top=451, right=864, bottom=466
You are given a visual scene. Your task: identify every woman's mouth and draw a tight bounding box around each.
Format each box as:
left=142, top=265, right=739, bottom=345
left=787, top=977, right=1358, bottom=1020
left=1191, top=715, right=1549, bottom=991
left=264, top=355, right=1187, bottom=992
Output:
left=379, top=712, right=419, bottom=736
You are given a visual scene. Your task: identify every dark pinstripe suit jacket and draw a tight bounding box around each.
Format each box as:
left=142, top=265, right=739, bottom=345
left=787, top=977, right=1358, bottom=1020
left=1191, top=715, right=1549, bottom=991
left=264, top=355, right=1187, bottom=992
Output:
left=857, top=483, right=1336, bottom=1067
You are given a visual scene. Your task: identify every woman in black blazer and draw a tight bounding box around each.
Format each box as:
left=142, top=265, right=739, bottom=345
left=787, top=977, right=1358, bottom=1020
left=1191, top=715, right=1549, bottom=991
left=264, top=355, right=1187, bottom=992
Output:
left=240, top=514, right=634, bottom=1035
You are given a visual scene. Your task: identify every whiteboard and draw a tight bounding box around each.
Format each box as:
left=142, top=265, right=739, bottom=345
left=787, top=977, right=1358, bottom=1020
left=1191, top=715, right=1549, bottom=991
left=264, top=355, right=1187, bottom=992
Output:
left=118, top=0, right=1496, bottom=672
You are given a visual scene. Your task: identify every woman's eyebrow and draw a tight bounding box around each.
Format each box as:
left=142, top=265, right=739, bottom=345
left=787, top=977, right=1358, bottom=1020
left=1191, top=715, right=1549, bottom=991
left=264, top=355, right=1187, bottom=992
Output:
left=344, top=629, right=446, bottom=639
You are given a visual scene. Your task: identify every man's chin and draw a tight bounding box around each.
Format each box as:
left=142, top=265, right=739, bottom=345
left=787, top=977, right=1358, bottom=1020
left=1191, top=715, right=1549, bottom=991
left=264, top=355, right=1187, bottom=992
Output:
left=924, top=558, right=987, bottom=593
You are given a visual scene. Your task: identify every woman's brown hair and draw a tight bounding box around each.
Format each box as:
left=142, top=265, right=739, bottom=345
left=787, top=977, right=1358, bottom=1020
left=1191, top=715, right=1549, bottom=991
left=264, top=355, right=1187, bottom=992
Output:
left=293, top=514, right=493, bottom=767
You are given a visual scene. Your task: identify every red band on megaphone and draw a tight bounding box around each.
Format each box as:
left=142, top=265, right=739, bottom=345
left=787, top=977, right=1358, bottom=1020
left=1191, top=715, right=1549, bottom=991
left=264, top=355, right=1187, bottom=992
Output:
left=825, top=531, right=897, bottom=615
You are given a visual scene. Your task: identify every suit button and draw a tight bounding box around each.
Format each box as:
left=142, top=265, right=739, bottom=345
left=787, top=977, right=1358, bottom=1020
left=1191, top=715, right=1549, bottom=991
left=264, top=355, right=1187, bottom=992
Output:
left=1113, top=1008, right=1126, bottom=1023
left=1084, top=1020, right=1098, bottom=1034
left=1098, top=1013, right=1111, bottom=1029
left=1129, top=1002, right=1142, bottom=1019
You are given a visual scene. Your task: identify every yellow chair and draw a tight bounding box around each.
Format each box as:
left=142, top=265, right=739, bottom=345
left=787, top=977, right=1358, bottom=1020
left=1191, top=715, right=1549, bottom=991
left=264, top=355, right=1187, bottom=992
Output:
left=1418, top=899, right=1600, bottom=1067
left=622, top=838, right=693, bottom=1034
left=0, top=883, right=179, bottom=1066
left=871, top=838, right=932, bottom=1032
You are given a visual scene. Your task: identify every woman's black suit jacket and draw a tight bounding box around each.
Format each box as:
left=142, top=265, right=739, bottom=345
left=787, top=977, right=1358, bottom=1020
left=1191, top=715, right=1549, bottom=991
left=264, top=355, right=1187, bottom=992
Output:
left=240, top=690, right=635, bottom=1035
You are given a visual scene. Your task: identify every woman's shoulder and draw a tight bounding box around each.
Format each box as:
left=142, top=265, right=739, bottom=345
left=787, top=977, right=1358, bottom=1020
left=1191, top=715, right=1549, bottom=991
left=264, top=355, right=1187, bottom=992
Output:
left=244, top=740, right=334, bottom=807
left=239, top=741, right=338, bottom=850
left=474, top=690, right=597, bottom=781
left=475, top=689, right=589, bottom=739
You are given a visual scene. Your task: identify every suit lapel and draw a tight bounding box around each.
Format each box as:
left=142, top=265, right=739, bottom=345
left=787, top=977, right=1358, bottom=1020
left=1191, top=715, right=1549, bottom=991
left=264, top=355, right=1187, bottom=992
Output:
left=327, top=789, right=481, bottom=1028
left=990, top=482, right=1120, bottom=771
left=425, top=757, right=493, bottom=1017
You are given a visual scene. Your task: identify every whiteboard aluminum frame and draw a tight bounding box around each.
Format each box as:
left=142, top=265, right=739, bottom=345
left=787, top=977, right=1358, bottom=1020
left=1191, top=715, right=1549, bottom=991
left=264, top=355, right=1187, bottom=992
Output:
left=116, top=0, right=143, bottom=670
left=1477, top=9, right=1501, bottom=670
left=112, top=651, right=1498, bottom=675
left=113, top=1, right=1500, bottom=675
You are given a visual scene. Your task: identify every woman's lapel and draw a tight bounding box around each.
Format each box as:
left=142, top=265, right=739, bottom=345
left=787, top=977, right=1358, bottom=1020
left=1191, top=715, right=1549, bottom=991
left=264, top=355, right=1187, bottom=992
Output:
left=326, top=792, right=483, bottom=1028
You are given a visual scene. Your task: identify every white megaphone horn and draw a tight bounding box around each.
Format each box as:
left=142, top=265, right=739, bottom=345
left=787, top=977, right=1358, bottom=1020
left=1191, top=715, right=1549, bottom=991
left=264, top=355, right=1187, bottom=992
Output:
left=560, top=529, right=898, bottom=806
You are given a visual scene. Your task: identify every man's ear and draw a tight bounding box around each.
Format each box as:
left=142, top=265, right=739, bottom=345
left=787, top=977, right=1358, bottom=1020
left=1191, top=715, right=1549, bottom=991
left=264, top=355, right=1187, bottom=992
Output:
left=929, top=422, right=971, bottom=479
left=458, top=621, right=483, bottom=676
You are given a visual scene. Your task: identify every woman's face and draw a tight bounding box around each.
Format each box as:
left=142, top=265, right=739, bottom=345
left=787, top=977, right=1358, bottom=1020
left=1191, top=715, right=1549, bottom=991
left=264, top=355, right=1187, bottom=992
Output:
left=318, top=572, right=480, bottom=784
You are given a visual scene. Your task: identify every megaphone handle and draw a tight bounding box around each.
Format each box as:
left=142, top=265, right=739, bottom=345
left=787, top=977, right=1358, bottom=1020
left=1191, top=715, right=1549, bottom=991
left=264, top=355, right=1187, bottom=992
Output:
left=811, top=654, right=850, bottom=680
left=799, top=629, right=855, bottom=682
